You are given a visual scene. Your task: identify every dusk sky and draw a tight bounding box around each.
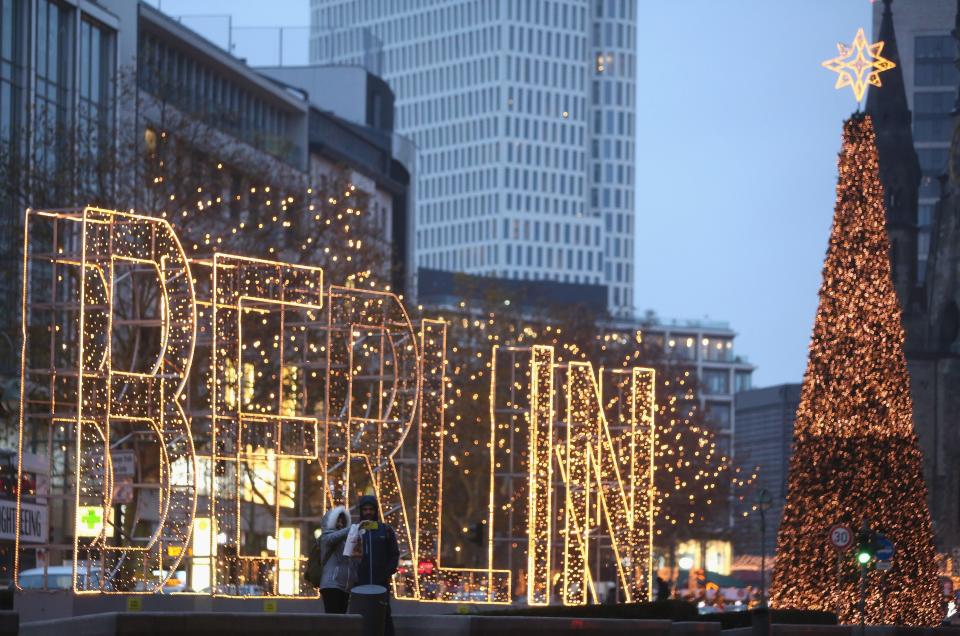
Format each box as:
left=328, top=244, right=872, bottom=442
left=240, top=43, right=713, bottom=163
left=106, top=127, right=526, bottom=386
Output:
left=153, top=0, right=875, bottom=387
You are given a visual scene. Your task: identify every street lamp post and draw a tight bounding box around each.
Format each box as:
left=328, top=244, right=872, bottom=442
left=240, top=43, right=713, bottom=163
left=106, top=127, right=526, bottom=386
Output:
left=755, top=488, right=773, bottom=607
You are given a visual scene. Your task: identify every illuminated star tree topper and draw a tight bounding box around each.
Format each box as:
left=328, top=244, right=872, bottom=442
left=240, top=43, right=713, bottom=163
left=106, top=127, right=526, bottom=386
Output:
left=822, top=27, right=896, bottom=102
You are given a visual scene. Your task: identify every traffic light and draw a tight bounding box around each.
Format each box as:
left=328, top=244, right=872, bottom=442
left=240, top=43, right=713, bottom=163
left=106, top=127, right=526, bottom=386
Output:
left=856, top=528, right=875, bottom=565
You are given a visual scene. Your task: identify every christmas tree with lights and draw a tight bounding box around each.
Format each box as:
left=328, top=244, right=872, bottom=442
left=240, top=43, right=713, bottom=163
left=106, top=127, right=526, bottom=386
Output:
left=769, top=114, right=940, bottom=625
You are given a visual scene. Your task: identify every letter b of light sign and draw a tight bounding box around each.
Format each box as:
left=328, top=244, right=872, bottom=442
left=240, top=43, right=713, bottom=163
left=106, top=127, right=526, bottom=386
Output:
left=17, top=208, right=197, bottom=593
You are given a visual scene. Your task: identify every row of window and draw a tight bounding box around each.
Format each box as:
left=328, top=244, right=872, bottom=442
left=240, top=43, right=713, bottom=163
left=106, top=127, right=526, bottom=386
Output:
left=407, top=117, right=498, bottom=160
left=605, top=236, right=633, bottom=261
left=419, top=243, right=601, bottom=277
left=610, top=285, right=631, bottom=311
left=591, top=187, right=633, bottom=212
left=139, top=32, right=298, bottom=165
left=605, top=212, right=633, bottom=236
left=664, top=336, right=736, bottom=363
left=33, top=0, right=77, bottom=175
left=456, top=268, right=603, bottom=287
left=419, top=167, right=499, bottom=201
left=417, top=245, right=608, bottom=281
left=0, top=0, right=18, bottom=142
left=592, top=108, right=635, bottom=138
left=918, top=145, right=948, bottom=202
left=504, top=192, right=584, bottom=217
left=914, top=91, right=953, bottom=143
left=503, top=167, right=584, bottom=198
left=416, top=236, right=616, bottom=279
left=592, top=20, right=635, bottom=53
left=591, top=77, right=635, bottom=110
left=2, top=0, right=114, bottom=176
left=394, top=58, right=500, bottom=119
left=389, top=24, right=501, bottom=70
left=423, top=140, right=499, bottom=176
left=416, top=192, right=591, bottom=230
left=593, top=162, right=634, bottom=188
left=506, top=141, right=586, bottom=174
left=595, top=0, right=636, bottom=21
left=508, top=25, right=588, bottom=64
left=506, top=54, right=587, bottom=93
left=605, top=257, right=632, bottom=283
left=505, top=243, right=603, bottom=274
left=506, top=85, right=588, bottom=121
left=915, top=35, right=959, bottom=88
left=418, top=218, right=496, bottom=248
left=506, top=0, right=588, bottom=30
left=505, top=114, right=586, bottom=146
left=505, top=218, right=599, bottom=244
left=401, top=84, right=502, bottom=129
left=419, top=194, right=502, bottom=225
left=704, top=370, right=752, bottom=395
left=592, top=137, right=634, bottom=162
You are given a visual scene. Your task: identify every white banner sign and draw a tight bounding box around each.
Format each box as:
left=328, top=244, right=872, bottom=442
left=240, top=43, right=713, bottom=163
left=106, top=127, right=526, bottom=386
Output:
left=0, top=500, right=46, bottom=543
left=110, top=451, right=137, bottom=478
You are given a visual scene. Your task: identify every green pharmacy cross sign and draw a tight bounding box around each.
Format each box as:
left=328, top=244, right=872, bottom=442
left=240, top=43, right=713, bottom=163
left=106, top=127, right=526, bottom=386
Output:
left=77, top=506, right=104, bottom=537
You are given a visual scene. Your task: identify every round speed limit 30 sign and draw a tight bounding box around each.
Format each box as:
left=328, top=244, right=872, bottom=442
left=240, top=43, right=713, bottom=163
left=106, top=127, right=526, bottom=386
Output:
left=829, top=524, right=853, bottom=552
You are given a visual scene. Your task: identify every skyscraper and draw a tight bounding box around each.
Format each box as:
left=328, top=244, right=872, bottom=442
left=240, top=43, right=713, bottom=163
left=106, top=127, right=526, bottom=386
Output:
left=872, top=0, right=957, bottom=284
left=733, top=384, right=801, bottom=557
left=310, top=0, right=637, bottom=316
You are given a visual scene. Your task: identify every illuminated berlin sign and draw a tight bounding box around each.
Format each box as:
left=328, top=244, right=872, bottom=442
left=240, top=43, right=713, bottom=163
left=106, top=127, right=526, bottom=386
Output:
left=16, top=208, right=654, bottom=605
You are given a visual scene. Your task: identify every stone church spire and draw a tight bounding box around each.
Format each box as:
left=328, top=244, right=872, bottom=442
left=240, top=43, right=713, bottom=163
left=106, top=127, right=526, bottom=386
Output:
left=866, top=0, right=923, bottom=320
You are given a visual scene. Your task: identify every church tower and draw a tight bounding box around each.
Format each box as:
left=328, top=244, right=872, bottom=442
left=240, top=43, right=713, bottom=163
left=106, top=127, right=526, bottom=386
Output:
left=866, top=0, right=923, bottom=335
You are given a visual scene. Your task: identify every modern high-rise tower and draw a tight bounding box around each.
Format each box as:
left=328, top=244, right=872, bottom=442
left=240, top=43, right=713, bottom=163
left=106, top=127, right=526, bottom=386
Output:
left=310, top=0, right=637, bottom=316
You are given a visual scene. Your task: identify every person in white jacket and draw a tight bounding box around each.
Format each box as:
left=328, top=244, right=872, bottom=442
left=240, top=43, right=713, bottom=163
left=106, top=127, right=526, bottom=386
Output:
left=317, top=505, right=357, bottom=613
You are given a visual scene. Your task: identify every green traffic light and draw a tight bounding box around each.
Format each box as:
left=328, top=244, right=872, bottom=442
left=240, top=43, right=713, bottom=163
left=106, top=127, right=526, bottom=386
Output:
left=857, top=551, right=871, bottom=564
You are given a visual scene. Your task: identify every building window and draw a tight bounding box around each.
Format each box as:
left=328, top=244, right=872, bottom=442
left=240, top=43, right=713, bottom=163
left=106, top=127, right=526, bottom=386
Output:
left=0, top=0, right=23, bottom=144
left=35, top=0, right=73, bottom=173
left=914, top=92, right=953, bottom=143
left=667, top=334, right=697, bottom=361
left=734, top=371, right=752, bottom=393
left=78, top=17, right=116, bottom=190
left=705, top=402, right=732, bottom=431
left=915, top=35, right=959, bottom=87
left=919, top=147, right=949, bottom=202
left=701, top=337, right=733, bottom=362
left=702, top=369, right=730, bottom=395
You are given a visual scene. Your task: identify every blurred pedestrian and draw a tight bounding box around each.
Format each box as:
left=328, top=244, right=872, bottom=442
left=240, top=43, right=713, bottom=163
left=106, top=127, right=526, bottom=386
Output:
left=353, top=494, right=399, bottom=636
left=656, top=576, right=671, bottom=601
left=317, top=505, right=356, bottom=613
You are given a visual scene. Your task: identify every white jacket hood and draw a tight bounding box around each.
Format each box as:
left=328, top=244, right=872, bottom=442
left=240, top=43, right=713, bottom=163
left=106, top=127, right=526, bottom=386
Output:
left=321, top=505, right=349, bottom=531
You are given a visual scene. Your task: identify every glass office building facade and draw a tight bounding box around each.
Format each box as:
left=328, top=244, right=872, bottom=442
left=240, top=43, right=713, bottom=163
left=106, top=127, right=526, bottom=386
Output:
left=311, top=0, right=637, bottom=316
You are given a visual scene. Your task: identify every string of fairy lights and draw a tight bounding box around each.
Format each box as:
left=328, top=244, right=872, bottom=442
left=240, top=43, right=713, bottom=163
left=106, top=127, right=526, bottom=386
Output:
left=14, top=113, right=755, bottom=604
left=141, top=124, right=748, bottom=602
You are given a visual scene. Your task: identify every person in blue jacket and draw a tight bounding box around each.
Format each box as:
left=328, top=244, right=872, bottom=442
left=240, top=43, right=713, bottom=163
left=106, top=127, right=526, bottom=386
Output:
left=354, top=494, right=399, bottom=636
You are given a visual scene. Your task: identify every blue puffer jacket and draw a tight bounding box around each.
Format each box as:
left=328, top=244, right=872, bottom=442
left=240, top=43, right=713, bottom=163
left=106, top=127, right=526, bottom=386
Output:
left=319, top=506, right=357, bottom=592
left=354, top=495, right=400, bottom=588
